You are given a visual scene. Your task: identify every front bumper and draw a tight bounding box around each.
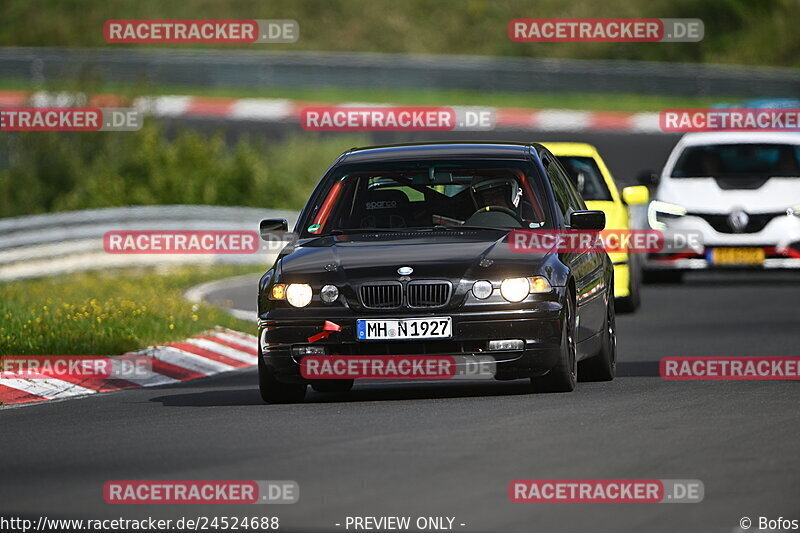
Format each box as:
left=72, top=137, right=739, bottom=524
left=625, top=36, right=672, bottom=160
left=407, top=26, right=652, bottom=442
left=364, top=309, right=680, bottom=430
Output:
left=259, top=303, right=565, bottom=383
left=644, top=215, right=800, bottom=271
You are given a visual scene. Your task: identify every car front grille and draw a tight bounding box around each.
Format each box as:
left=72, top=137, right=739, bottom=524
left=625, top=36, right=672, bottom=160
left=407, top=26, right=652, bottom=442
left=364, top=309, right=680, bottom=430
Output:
left=693, top=212, right=782, bottom=234
left=407, top=281, right=451, bottom=308
left=359, top=281, right=452, bottom=309
left=360, top=283, right=402, bottom=309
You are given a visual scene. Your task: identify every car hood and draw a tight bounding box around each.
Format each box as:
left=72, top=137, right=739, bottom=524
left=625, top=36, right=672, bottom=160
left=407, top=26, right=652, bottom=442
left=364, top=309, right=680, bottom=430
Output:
left=656, top=177, right=800, bottom=213
left=277, top=231, right=553, bottom=282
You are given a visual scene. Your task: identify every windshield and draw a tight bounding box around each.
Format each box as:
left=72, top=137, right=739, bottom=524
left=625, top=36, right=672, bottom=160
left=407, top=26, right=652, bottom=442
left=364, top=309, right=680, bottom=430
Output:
left=672, top=143, right=800, bottom=178
left=300, top=159, right=552, bottom=237
left=556, top=155, right=613, bottom=201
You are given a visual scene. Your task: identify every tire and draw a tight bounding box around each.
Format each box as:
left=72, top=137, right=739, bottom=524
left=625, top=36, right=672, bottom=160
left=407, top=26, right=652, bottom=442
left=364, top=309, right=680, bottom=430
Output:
left=642, top=269, right=683, bottom=284
left=531, top=290, right=577, bottom=393
left=311, top=379, right=354, bottom=393
left=615, top=256, right=641, bottom=313
left=578, top=295, right=617, bottom=382
left=258, top=349, right=307, bottom=404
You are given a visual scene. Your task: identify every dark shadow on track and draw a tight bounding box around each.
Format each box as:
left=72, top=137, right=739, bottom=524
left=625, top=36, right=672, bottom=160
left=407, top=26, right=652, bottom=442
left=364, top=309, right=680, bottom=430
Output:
left=646, top=269, right=800, bottom=288
left=678, top=271, right=800, bottom=286
left=616, top=361, right=659, bottom=377
left=149, top=380, right=537, bottom=407
left=150, top=388, right=264, bottom=407
left=148, top=365, right=663, bottom=407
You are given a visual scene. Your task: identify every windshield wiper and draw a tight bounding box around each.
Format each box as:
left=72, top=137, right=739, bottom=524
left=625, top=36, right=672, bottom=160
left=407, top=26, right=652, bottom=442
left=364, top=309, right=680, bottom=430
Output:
left=317, top=226, right=511, bottom=236
left=433, top=225, right=511, bottom=231
left=325, top=228, right=407, bottom=235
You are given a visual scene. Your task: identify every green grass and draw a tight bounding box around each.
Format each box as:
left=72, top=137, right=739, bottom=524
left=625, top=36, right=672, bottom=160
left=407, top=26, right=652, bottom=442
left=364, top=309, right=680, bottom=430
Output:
left=0, top=78, right=737, bottom=112
left=1, top=0, right=798, bottom=67
left=0, top=265, right=262, bottom=356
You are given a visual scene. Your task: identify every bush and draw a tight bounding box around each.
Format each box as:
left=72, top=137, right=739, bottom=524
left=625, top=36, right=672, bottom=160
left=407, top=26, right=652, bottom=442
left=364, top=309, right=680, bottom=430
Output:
left=0, top=123, right=367, bottom=217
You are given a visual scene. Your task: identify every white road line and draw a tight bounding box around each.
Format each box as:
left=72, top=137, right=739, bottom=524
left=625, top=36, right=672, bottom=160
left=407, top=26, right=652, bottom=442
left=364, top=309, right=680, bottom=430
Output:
left=148, top=346, right=237, bottom=375
left=134, top=95, right=193, bottom=117
left=184, top=338, right=257, bottom=364
left=630, top=112, right=662, bottom=133
left=533, top=109, right=590, bottom=131
left=210, top=331, right=259, bottom=351
left=110, top=358, right=179, bottom=387
left=230, top=98, right=293, bottom=120
left=0, top=376, right=97, bottom=400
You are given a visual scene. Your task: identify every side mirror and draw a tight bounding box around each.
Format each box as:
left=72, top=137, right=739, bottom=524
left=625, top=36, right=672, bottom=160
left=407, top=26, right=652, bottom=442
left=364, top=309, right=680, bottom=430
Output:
left=636, top=169, right=660, bottom=187
left=568, top=210, right=605, bottom=230
left=621, top=185, right=649, bottom=205
left=260, top=218, right=288, bottom=241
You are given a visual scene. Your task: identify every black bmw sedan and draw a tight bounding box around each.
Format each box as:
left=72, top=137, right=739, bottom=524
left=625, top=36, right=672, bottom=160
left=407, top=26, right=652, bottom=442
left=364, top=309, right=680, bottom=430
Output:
left=257, top=142, right=615, bottom=403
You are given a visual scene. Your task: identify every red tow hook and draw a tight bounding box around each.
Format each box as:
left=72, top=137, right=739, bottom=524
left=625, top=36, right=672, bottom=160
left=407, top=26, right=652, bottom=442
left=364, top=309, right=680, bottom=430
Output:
left=307, top=321, right=342, bottom=343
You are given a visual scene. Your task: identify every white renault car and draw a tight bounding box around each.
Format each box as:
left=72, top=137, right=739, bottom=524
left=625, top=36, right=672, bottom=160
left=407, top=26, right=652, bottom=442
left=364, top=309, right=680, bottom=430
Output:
left=644, top=132, right=800, bottom=281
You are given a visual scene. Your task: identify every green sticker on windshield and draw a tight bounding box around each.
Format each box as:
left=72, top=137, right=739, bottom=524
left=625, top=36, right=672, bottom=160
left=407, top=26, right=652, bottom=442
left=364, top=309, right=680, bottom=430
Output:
left=308, top=224, right=321, bottom=233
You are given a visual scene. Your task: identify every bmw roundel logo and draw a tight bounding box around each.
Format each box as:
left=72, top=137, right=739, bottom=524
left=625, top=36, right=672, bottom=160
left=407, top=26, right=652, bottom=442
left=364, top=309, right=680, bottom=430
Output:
left=397, top=266, right=413, bottom=276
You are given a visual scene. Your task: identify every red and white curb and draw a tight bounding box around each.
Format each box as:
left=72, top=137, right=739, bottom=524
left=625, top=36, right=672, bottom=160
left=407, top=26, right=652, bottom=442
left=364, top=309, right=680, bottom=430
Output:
left=0, top=90, right=664, bottom=133
left=0, top=327, right=257, bottom=408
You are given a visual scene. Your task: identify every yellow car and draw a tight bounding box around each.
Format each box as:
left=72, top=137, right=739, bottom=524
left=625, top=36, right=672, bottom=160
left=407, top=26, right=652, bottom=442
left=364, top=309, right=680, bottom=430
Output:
left=542, top=142, right=649, bottom=312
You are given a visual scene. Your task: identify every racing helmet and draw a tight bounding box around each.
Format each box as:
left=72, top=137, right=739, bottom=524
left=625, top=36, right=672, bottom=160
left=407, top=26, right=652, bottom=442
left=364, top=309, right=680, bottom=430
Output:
left=470, top=176, right=522, bottom=209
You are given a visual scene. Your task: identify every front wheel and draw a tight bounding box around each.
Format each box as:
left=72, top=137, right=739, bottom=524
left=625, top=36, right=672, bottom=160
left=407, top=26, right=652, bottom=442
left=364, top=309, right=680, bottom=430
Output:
left=643, top=269, right=683, bottom=284
left=258, top=350, right=307, bottom=404
left=531, top=291, right=577, bottom=393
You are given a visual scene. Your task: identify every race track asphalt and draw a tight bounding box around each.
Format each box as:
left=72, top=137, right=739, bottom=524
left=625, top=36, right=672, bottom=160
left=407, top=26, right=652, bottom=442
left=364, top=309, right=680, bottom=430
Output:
left=2, top=127, right=799, bottom=533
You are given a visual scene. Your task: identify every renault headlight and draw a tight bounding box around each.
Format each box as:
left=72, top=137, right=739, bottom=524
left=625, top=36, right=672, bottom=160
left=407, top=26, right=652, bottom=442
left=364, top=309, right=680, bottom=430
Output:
left=648, top=200, right=687, bottom=230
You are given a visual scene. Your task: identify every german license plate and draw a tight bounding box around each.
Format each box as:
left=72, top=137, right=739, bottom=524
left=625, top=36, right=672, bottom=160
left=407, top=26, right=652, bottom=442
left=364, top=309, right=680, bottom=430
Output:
left=710, top=247, right=765, bottom=265
left=356, top=317, right=452, bottom=340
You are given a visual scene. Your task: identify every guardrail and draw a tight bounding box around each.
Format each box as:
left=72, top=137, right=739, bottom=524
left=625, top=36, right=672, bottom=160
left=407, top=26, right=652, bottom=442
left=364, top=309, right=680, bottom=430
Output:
left=1, top=47, right=799, bottom=97
left=0, top=205, right=298, bottom=281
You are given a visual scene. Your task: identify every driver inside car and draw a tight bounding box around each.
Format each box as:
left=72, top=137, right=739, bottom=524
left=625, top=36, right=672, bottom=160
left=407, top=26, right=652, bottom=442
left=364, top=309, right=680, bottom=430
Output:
left=464, top=175, right=525, bottom=228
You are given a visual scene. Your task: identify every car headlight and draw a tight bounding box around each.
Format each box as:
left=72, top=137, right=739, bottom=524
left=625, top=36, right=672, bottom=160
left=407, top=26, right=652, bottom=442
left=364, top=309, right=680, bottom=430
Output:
left=320, top=284, right=339, bottom=304
left=472, top=280, right=493, bottom=299
left=528, top=276, right=552, bottom=293
left=500, top=276, right=553, bottom=303
left=648, top=200, right=687, bottom=230
left=286, top=283, right=313, bottom=307
left=270, top=284, right=286, bottom=300
left=788, top=205, right=800, bottom=218
left=500, top=278, right=530, bottom=302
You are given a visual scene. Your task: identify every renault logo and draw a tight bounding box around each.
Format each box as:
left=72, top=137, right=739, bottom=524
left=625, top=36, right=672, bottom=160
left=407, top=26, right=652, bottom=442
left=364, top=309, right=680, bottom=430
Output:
left=397, top=266, right=413, bottom=276
left=728, top=209, right=749, bottom=233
